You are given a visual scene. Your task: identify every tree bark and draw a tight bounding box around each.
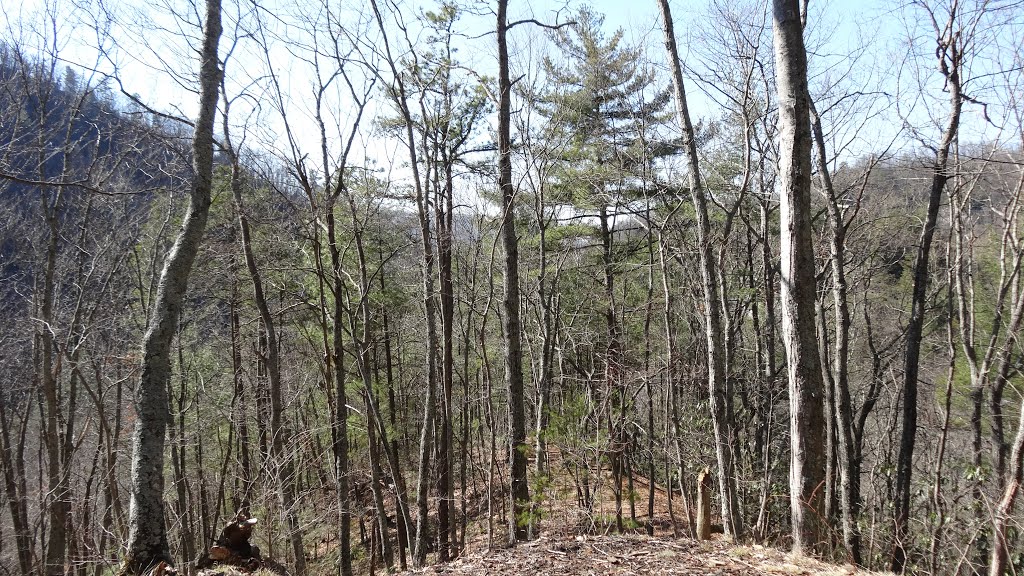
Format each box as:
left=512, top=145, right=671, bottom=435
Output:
left=367, top=0, right=441, bottom=563
left=40, top=189, right=69, bottom=576
left=658, top=0, right=743, bottom=539
left=771, top=0, right=827, bottom=556
left=891, top=6, right=963, bottom=570
left=0, top=394, right=31, bottom=576
left=989, top=392, right=1024, bottom=576
left=437, top=154, right=456, bottom=562
left=119, top=1, right=221, bottom=572
left=498, top=0, right=531, bottom=544
left=225, top=128, right=306, bottom=575
left=810, top=102, right=861, bottom=564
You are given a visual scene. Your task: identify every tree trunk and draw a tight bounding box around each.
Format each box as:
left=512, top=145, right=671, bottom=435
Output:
left=771, top=0, right=827, bottom=556
left=40, top=190, right=70, bottom=576
left=891, top=8, right=962, bottom=570
left=753, top=200, right=778, bottom=542
left=326, top=211, right=353, bottom=576
left=644, top=214, right=657, bottom=536
left=437, top=156, right=456, bottom=561
left=169, top=357, right=195, bottom=567
left=810, top=103, right=861, bottom=564
left=408, top=110, right=439, bottom=574
left=365, top=389, right=394, bottom=570
left=0, top=396, right=32, bottom=576
left=119, top=1, right=221, bottom=572
left=226, top=135, right=306, bottom=575
left=989, top=392, right=1024, bottom=576
left=658, top=0, right=743, bottom=539
left=534, top=183, right=557, bottom=478
left=930, top=277, right=957, bottom=575
left=229, top=296, right=253, bottom=510
left=498, top=0, right=531, bottom=544
left=342, top=183, right=403, bottom=573
left=367, top=2, right=441, bottom=563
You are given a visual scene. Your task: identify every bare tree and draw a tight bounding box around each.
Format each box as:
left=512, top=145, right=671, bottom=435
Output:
left=891, top=1, right=969, bottom=570
left=988, top=46, right=1024, bottom=576
left=771, top=0, right=826, bottom=556
left=992, top=380, right=1024, bottom=575
left=119, top=0, right=221, bottom=572
left=657, top=0, right=743, bottom=540
left=496, top=0, right=532, bottom=545
left=365, top=0, right=445, bottom=563
left=220, top=55, right=307, bottom=574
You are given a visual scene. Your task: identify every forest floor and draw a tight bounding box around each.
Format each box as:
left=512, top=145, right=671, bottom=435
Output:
left=396, top=532, right=883, bottom=576
left=386, top=448, right=889, bottom=576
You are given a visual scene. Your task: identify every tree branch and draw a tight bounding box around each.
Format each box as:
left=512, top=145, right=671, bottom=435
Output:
left=505, top=18, right=574, bottom=31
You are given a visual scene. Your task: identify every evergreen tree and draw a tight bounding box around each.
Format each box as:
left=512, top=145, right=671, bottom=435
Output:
left=540, top=7, right=671, bottom=210
left=538, top=6, right=672, bottom=532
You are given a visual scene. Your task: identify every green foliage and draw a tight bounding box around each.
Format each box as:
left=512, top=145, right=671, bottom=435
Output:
left=375, top=1, right=491, bottom=159
left=538, top=6, right=673, bottom=208
left=521, top=222, right=594, bottom=253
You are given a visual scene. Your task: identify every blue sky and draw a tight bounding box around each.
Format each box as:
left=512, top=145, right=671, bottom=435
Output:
left=5, top=0, right=1020, bottom=168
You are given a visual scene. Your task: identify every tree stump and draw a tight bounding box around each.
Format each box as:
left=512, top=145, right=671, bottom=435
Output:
left=195, top=512, right=285, bottom=575
left=696, top=467, right=712, bottom=540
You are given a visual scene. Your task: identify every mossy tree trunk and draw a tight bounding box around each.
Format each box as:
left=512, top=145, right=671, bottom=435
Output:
left=119, top=1, right=221, bottom=573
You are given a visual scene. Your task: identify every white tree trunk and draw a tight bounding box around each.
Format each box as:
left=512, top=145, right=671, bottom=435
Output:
left=771, top=0, right=827, bottom=556
left=119, top=1, right=221, bottom=573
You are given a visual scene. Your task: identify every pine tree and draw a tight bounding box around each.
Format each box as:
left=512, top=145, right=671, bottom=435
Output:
left=538, top=6, right=671, bottom=532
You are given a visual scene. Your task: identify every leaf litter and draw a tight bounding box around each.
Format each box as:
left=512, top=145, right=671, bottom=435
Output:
left=397, top=533, right=890, bottom=576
